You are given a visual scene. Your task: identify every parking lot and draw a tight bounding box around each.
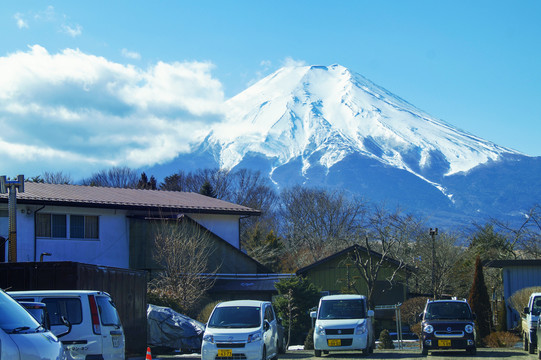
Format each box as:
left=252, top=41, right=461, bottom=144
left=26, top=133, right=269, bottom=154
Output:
left=134, top=347, right=538, bottom=360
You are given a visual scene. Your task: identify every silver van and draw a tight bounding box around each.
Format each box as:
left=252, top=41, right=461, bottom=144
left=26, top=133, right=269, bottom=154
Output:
left=0, top=289, right=65, bottom=359
left=9, top=290, right=125, bottom=360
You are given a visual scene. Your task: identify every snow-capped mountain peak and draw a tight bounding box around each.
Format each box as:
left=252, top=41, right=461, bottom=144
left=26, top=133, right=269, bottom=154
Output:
left=205, top=64, right=521, bottom=181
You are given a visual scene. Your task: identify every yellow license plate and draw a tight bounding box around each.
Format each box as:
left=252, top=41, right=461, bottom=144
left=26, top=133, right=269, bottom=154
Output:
left=218, top=349, right=233, bottom=357
left=328, top=339, right=341, bottom=347
left=438, top=339, right=451, bottom=347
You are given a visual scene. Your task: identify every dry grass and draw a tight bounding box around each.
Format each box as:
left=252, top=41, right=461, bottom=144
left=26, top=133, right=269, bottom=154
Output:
left=483, top=331, right=520, bottom=348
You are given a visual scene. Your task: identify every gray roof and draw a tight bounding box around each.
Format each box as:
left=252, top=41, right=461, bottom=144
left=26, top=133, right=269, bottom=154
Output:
left=0, top=182, right=260, bottom=216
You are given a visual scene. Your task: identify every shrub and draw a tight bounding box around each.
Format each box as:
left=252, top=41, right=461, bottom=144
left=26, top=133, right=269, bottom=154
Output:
left=196, top=300, right=222, bottom=324
left=509, top=286, right=541, bottom=315
left=378, top=329, right=395, bottom=349
left=483, top=331, right=520, bottom=348
left=304, top=328, right=314, bottom=350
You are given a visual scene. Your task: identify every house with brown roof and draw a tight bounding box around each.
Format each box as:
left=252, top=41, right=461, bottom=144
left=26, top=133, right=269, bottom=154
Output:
left=0, top=182, right=263, bottom=275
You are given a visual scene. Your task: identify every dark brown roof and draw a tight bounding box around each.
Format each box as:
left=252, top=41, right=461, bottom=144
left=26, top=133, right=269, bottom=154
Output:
left=0, top=182, right=260, bottom=216
left=296, top=244, right=416, bottom=275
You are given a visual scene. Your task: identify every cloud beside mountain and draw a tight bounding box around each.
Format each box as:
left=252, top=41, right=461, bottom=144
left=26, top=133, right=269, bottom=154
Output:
left=0, top=45, right=226, bottom=178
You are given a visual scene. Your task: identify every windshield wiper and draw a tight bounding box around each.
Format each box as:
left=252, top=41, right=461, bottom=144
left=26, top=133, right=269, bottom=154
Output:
left=10, top=326, right=31, bottom=334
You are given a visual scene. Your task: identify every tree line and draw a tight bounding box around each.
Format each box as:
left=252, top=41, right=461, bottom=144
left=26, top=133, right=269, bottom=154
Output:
left=28, top=167, right=541, bottom=303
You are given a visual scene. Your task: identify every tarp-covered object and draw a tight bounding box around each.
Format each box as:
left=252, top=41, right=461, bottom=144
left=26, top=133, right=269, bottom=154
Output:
left=147, top=304, right=205, bottom=352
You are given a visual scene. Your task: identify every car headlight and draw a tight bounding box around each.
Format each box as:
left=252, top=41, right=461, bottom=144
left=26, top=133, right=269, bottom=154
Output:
left=203, top=334, right=214, bottom=343
left=355, top=323, right=367, bottom=335
left=247, top=332, right=262, bottom=343
left=465, top=324, right=474, bottom=334
left=423, top=325, right=434, bottom=334
left=316, top=325, right=325, bottom=336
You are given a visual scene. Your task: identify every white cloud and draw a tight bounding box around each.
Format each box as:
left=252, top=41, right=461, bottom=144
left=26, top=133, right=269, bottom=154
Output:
left=0, top=45, right=226, bottom=179
left=121, top=48, right=141, bottom=60
left=61, top=23, right=82, bottom=37
left=282, top=57, right=306, bottom=68
left=14, top=13, right=28, bottom=29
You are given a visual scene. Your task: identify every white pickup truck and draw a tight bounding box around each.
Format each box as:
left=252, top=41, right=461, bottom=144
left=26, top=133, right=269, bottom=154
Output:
left=522, top=292, right=541, bottom=354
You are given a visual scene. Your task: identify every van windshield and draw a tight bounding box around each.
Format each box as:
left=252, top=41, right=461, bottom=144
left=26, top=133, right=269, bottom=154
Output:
left=318, top=299, right=366, bottom=320
left=0, top=291, right=40, bottom=333
left=425, top=301, right=472, bottom=320
left=208, top=306, right=261, bottom=328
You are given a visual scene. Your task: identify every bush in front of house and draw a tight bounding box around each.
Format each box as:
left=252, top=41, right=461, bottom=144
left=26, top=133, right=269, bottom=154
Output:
left=378, top=329, right=395, bottom=349
left=304, top=328, right=314, bottom=350
left=482, top=331, right=520, bottom=348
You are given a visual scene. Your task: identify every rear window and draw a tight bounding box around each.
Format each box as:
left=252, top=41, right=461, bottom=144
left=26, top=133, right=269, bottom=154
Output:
left=96, top=296, right=121, bottom=326
left=42, top=297, right=83, bottom=325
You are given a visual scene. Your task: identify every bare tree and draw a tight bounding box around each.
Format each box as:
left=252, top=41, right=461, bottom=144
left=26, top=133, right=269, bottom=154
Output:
left=42, top=171, right=73, bottom=184
left=149, top=217, right=219, bottom=313
left=411, top=230, right=464, bottom=298
left=492, top=204, right=541, bottom=259
left=350, top=205, right=421, bottom=308
left=279, top=186, right=366, bottom=268
left=81, top=166, right=139, bottom=188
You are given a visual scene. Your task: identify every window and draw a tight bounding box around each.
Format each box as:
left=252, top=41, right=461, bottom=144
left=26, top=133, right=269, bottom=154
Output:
left=70, top=215, right=99, bottom=239
left=36, top=213, right=66, bottom=238
left=96, top=296, right=121, bottom=326
left=37, top=213, right=99, bottom=239
left=42, top=297, right=82, bottom=326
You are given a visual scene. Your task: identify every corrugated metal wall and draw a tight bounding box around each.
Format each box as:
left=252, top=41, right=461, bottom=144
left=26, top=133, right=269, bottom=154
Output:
left=0, top=261, right=147, bottom=355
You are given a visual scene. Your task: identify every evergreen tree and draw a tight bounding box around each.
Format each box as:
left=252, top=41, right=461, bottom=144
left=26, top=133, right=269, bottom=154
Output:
left=137, top=172, right=157, bottom=190
left=199, top=181, right=217, bottom=198
left=468, top=255, right=492, bottom=341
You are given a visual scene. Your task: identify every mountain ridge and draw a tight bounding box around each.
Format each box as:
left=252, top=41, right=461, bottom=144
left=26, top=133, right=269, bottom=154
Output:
left=147, top=64, right=538, bottom=226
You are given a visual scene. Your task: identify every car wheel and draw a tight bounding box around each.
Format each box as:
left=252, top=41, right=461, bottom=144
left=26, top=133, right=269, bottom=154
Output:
left=524, top=334, right=529, bottom=352
left=262, top=346, right=267, bottom=360
left=314, top=349, right=322, bottom=357
left=530, top=341, right=535, bottom=354
left=422, top=347, right=428, bottom=356
left=468, top=347, right=476, bottom=355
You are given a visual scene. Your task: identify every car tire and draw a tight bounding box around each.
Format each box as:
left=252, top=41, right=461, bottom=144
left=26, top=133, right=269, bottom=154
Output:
left=314, top=349, right=322, bottom=357
left=422, top=347, right=428, bottom=356
left=262, top=346, right=267, bottom=360
left=530, top=341, right=535, bottom=354
left=468, top=347, right=476, bottom=355
left=524, top=334, right=529, bottom=352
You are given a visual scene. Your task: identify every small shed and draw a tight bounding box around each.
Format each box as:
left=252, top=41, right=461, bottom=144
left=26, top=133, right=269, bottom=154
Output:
left=296, top=244, right=414, bottom=307
left=485, top=259, right=541, bottom=329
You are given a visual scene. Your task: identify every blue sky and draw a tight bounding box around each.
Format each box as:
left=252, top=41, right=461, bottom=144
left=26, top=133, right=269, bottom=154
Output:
left=1, top=1, right=540, bottom=179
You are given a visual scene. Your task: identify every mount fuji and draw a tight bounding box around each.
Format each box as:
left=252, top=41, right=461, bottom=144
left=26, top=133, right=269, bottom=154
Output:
left=148, top=64, right=541, bottom=227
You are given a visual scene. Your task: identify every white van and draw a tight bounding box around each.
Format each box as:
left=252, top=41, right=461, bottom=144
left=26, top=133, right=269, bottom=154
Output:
left=310, top=294, right=375, bottom=357
left=0, top=289, right=65, bottom=359
left=201, top=300, right=279, bottom=360
left=9, top=290, right=125, bottom=360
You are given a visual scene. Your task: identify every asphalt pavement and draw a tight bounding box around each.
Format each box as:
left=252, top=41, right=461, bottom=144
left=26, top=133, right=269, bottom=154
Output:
left=130, top=347, right=538, bottom=360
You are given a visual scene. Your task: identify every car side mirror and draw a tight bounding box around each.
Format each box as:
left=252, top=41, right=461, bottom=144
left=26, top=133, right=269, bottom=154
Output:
left=418, top=313, right=424, bottom=321
left=310, top=311, right=317, bottom=319
left=263, top=320, right=270, bottom=331
left=56, top=316, right=72, bottom=339
left=367, top=310, right=374, bottom=317
left=471, top=313, right=477, bottom=320
left=524, top=307, right=530, bottom=315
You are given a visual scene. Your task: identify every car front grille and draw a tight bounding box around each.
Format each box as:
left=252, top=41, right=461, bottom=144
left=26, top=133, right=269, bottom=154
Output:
left=434, top=330, right=464, bottom=338
left=325, top=328, right=354, bottom=335
left=216, top=343, right=246, bottom=348
left=216, top=355, right=247, bottom=360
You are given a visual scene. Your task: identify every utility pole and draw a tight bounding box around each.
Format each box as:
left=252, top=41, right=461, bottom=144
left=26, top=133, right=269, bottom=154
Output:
left=429, top=227, right=438, bottom=299
left=0, top=175, right=25, bottom=263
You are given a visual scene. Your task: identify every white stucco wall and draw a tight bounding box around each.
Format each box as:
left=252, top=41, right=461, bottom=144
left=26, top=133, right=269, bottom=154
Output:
left=0, top=204, right=129, bottom=268
left=188, top=213, right=241, bottom=248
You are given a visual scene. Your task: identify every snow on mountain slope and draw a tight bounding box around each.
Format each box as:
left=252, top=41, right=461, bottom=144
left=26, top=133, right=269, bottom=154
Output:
left=205, top=64, right=522, bottom=185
